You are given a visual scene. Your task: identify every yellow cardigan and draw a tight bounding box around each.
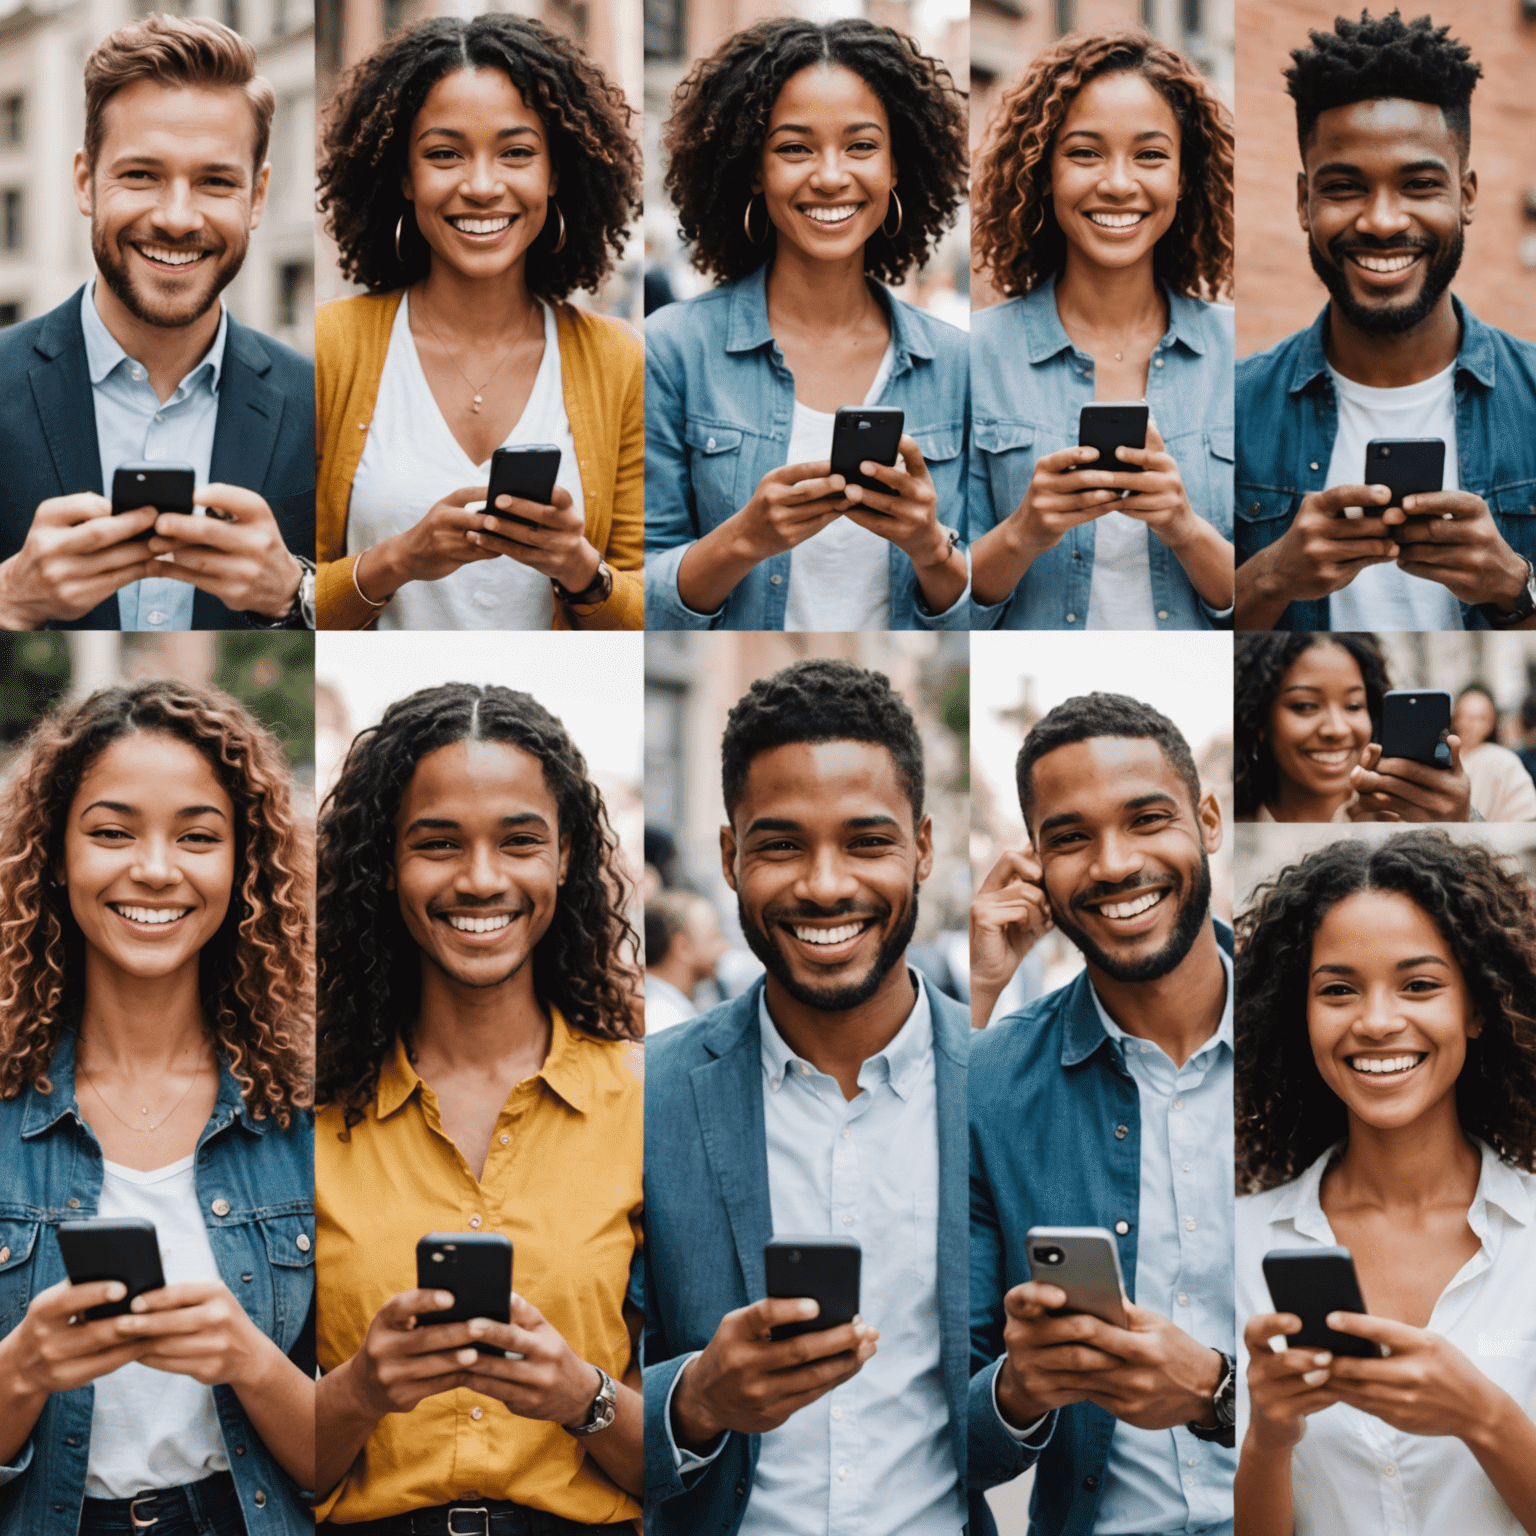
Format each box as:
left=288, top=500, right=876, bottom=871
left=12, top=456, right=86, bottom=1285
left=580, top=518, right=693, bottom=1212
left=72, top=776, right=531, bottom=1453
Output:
left=315, top=291, right=643, bottom=630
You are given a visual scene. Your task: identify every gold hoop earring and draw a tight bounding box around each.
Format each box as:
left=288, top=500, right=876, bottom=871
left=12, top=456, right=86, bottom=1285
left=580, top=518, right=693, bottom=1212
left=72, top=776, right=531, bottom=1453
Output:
left=743, top=193, right=769, bottom=245
left=882, top=189, right=903, bottom=239
left=550, top=199, right=566, bottom=254
left=394, top=211, right=411, bottom=264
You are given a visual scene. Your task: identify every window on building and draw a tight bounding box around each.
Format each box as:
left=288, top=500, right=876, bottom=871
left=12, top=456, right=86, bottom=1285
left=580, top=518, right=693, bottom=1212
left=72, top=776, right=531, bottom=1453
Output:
left=316, top=0, right=343, bottom=77
left=277, top=260, right=312, bottom=330
left=1055, top=0, right=1077, bottom=36
left=1, top=189, right=22, bottom=253
left=1183, top=0, right=1203, bottom=32
left=1, top=95, right=23, bottom=148
left=644, top=0, right=685, bottom=62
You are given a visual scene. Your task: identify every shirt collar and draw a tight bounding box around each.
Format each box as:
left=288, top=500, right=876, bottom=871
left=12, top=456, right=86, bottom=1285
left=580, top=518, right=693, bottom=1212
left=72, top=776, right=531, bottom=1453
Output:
left=724, top=262, right=933, bottom=364
left=758, top=969, right=934, bottom=1101
left=374, top=1006, right=591, bottom=1121
left=1021, top=270, right=1211, bottom=365
left=1088, top=941, right=1233, bottom=1061
left=1286, top=293, right=1492, bottom=395
left=80, top=279, right=228, bottom=393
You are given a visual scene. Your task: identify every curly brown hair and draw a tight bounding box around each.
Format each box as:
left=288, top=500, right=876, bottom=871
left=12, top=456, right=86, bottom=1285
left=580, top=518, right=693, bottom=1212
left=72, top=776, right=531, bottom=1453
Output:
left=662, top=17, right=967, bottom=286
left=1236, top=831, right=1536, bottom=1193
left=973, top=30, right=1234, bottom=300
left=0, top=681, right=313, bottom=1125
left=318, top=13, right=641, bottom=298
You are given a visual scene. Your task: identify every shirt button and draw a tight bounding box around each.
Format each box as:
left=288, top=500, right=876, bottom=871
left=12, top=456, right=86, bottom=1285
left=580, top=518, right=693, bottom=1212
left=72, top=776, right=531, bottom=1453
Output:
left=1066, top=613, right=1077, bottom=624
left=1173, top=1098, right=1184, bottom=1110
left=1186, top=1218, right=1197, bottom=1231
left=1154, top=358, right=1164, bottom=368
left=212, top=1199, right=230, bottom=1216
left=469, top=1214, right=483, bottom=1229
left=838, top=1466, right=849, bottom=1480
left=832, top=1407, right=843, bottom=1420
left=253, top=1491, right=266, bottom=1507
left=1383, top=1464, right=1397, bottom=1478
left=1114, top=1220, right=1129, bottom=1235
left=147, top=610, right=167, bottom=626
left=471, top=1407, right=483, bottom=1421
left=1114, top=1124, right=1128, bottom=1139
left=841, top=1127, right=851, bottom=1139
left=154, top=413, right=164, bottom=422
left=131, top=367, right=143, bottom=380
left=1156, top=610, right=1169, bottom=620
left=1188, top=1457, right=1198, bottom=1466
left=500, top=1134, right=510, bottom=1145
left=1178, top=1292, right=1189, bottom=1306
left=770, top=573, right=783, bottom=585
left=1183, top=1162, right=1192, bottom=1172
left=842, top=1214, right=854, bottom=1227
left=296, top=1234, right=310, bottom=1252
left=1310, top=461, right=1320, bottom=471
left=770, top=1076, right=781, bottom=1090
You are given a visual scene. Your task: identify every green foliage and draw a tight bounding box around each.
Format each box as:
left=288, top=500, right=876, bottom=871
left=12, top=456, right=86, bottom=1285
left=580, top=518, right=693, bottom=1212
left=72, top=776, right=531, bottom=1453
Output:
left=212, top=635, right=314, bottom=771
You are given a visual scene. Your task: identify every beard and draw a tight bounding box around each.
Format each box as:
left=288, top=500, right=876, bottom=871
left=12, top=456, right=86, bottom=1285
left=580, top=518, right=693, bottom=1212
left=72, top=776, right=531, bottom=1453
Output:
left=738, top=880, right=920, bottom=1013
left=1308, top=226, right=1463, bottom=337
left=93, top=216, right=245, bottom=330
left=1048, top=851, right=1212, bottom=984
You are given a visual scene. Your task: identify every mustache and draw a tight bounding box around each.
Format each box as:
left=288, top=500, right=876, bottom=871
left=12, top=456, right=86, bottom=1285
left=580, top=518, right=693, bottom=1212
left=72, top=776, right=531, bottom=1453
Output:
left=771, top=901, right=885, bottom=923
left=1327, top=231, right=1435, bottom=261
left=1071, top=873, right=1173, bottom=912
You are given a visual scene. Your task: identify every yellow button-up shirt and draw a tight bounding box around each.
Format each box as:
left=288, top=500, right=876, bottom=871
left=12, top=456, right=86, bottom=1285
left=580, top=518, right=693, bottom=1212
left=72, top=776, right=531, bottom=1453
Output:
left=315, top=1010, right=643, bottom=1525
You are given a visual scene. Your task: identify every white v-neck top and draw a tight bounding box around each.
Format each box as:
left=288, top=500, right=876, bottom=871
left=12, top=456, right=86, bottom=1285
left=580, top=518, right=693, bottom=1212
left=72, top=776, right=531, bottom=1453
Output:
left=346, top=293, right=582, bottom=630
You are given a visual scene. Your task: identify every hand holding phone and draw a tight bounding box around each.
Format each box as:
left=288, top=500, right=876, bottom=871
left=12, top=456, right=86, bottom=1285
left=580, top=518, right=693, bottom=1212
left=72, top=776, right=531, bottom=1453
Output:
left=764, top=1235, right=860, bottom=1341
left=111, top=462, right=196, bottom=518
left=830, top=408, right=903, bottom=496
left=416, top=1232, right=513, bottom=1357
left=56, top=1217, right=166, bottom=1319
left=1262, top=1247, right=1380, bottom=1358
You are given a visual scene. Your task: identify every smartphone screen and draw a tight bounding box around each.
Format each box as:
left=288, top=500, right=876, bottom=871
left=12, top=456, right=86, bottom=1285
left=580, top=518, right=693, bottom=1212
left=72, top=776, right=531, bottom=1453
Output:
left=1378, top=689, right=1453, bottom=768
left=1364, top=438, right=1445, bottom=509
left=1078, top=403, right=1148, bottom=493
left=764, top=1235, right=861, bottom=1342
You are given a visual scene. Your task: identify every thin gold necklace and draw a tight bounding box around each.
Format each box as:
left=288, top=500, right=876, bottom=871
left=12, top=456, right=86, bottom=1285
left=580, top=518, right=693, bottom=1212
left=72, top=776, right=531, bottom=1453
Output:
left=77, top=1053, right=209, bottom=1134
left=416, top=290, right=541, bottom=415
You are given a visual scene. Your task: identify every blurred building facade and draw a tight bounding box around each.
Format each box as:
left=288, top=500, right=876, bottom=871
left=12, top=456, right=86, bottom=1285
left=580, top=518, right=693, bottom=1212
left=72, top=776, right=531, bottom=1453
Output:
left=0, top=0, right=315, bottom=351
left=1235, top=0, right=1536, bottom=355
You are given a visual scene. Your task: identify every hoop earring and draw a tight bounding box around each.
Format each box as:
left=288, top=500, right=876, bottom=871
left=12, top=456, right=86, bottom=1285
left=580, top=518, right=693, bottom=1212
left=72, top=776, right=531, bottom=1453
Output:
left=549, top=199, right=566, bottom=254
left=743, top=193, right=769, bottom=245
left=394, top=211, right=410, bottom=264
left=882, top=189, right=903, bottom=239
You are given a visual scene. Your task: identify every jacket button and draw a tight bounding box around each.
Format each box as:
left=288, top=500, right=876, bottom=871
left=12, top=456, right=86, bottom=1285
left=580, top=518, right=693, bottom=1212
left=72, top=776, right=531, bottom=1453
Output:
left=242, top=1273, right=253, bottom=1283
left=1115, top=1220, right=1130, bottom=1235
left=1084, top=1474, right=1099, bottom=1491
left=67, top=1198, right=80, bottom=1209
left=211, top=1199, right=230, bottom=1217
left=65, top=1436, right=79, bottom=1447
left=235, top=1446, right=246, bottom=1456
left=1153, top=358, right=1164, bottom=367
left=770, top=574, right=783, bottom=585
left=296, top=1233, right=311, bottom=1252
left=1250, top=501, right=1261, bottom=514
left=735, top=1481, right=747, bottom=1499
left=1114, top=1125, right=1128, bottom=1139
left=253, top=1490, right=266, bottom=1507
left=0, top=1246, right=9, bottom=1263
left=1310, top=461, right=1320, bottom=471
left=706, top=436, right=716, bottom=450
left=1066, top=613, right=1076, bottom=624
left=1071, top=550, right=1082, bottom=560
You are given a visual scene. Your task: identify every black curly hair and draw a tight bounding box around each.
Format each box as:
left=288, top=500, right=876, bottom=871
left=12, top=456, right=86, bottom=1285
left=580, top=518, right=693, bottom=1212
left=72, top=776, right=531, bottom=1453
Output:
left=721, top=659, right=924, bottom=824
left=1236, top=830, right=1536, bottom=1192
left=1015, top=692, right=1201, bottom=831
left=662, top=17, right=967, bottom=286
left=1234, top=634, right=1390, bottom=819
left=317, top=14, right=641, bottom=298
left=1285, top=9, right=1482, bottom=160
left=316, top=683, right=639, bottom=1129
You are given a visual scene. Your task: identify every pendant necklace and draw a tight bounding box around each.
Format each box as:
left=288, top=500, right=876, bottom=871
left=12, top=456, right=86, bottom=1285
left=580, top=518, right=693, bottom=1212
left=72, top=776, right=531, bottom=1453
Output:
left=78, top=1055, right=208, bottom=1134
left=417, top=292, right=541, bottom=415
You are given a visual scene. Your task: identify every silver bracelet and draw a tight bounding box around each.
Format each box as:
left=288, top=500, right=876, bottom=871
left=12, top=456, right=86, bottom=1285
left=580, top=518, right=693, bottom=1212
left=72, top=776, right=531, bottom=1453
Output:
left=351, top=551, right=388, bottom=608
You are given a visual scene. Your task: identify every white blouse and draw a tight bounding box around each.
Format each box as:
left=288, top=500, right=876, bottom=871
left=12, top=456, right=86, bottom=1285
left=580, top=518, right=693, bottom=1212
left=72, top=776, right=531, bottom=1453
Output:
left=346, top=293, right=583, bottom=631
left=1237, top=1140, right=1536, bottom=1535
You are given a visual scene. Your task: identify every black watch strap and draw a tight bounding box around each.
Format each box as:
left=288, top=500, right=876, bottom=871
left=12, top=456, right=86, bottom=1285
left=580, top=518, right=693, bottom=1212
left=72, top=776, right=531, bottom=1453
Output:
left=1186, top=1350, right=1236, bottom=1446
left=1478, top=558, right=1536, bottom=629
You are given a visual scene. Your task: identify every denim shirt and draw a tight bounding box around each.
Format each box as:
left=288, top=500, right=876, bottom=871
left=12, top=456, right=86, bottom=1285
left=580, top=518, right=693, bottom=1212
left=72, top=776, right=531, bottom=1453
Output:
left=0, top=1034, right=315, bottom=1535
left=969, top=274, right=1234, bottom=631
left=644, top=263, right=971, bottom=631
left=1235, top=296, right=1536, bottom=630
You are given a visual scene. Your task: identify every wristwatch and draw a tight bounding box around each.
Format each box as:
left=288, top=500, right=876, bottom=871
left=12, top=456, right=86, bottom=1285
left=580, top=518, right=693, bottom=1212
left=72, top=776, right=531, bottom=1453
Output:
left=552, top=558, right=614, bottom=611
left=245, top=555, right=316, bottom=631
left=1186, top=1349, right=1236, bottom=1447
left=567, top=1363, right=618, bottom=1437
left=1478, top=556, right=1536, bottom=629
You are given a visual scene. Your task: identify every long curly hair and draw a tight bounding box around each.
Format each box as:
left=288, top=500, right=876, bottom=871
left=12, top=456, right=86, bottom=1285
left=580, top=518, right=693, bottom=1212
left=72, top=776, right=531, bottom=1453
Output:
left=1236, top=831, right=1536, bottom=1192
left=316, top=683, right=639, bottom=1129
left=0, top=681, right=313, bottom=1124
left=1234, top=633, right=1390, bottom=819
left=317, top=14, right=641, bottom=299
left=973, top=30, right=1233, bottom=300
left=662, top=17, right=967, bottom=286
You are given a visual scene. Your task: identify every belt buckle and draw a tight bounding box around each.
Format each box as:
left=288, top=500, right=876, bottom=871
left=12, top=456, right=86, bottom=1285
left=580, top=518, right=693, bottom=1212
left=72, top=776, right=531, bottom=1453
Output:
left=128, top=1494, right=161, bottom=1531
left=446, top=1508, right=491, bottom=1536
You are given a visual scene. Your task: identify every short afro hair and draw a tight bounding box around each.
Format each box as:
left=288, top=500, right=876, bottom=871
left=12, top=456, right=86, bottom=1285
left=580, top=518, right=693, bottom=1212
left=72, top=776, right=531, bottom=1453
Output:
left=662, top=17, right=967, bottom=286
left=1285, top=9, right=1481, bottom=161
left=721, top=659, right=924, bottom=824
left=318, top=14, right=641, bottom=299
left=1016, top=692, right=1202, bottom=831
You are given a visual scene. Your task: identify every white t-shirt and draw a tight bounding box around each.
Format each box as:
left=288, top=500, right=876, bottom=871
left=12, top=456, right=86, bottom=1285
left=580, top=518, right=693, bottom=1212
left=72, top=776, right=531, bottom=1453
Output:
left=347, top=294, right=583, bottom=631
left=1086, top=500, right=1159, bottom=631
left=86, top=1154, right=230, bottom=1498
left=782, top=343, right=896, bottom=633
left=1236, top=1140, right=1536, bottom=1536
left=1326, top=361, right=1463, bottom=632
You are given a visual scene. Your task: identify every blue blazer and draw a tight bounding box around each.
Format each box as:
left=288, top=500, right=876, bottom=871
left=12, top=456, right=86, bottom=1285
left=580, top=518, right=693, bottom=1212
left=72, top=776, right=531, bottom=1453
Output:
left=643, top=972, right=990, bottom=1535
left=0, top=288, right=315, bottom=630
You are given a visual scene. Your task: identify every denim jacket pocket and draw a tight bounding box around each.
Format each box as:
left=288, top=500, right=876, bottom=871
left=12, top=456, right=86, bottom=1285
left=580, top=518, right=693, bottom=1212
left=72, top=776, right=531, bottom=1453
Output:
left=257, top=1213, right=315, bottom=1357
left=1202, top=429, right=1235, bottom=538
left=683, top=420, right=746, bottom=530
left=0, top=1220, right=40, bottom=1337
left=1235, top=485, right=1299, bottom=562
left=973, top=421, right=1036, bottom=529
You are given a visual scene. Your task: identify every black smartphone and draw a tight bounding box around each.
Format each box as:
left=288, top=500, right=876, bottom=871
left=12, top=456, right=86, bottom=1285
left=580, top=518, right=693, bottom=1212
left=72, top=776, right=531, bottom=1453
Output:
left=830, top=407, right=903, bottom=496
left=55, top=1217, right=166, bottom=1321
left=1078, top=402, right=1149, bottom=494
left=1262, top=1246, right=1381, bottom=1359
left=111, top=461, right=195, bottom=516
left=416, top=1231, right=513, bottom=1357
left=1025, top=1226, right=1129, bottom=1329
left=1379, top=688, right=1453, bottom=769
left=764, top=1235, right=861, bottom=1342
left=1364, top=438, right=1445, bottom=509
left=487, top=444, right=561, bottom=530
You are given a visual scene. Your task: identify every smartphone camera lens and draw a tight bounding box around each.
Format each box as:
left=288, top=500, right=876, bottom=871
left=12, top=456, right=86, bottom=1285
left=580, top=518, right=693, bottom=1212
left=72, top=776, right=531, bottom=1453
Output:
left=788, top=1250, right=801, bottom=1264
left=1031, top=1245, right=1065, bottom=1266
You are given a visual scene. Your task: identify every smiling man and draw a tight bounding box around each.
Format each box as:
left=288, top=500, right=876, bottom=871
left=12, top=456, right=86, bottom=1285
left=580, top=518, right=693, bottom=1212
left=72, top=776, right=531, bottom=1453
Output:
left=969, top=691, right=1236, bottom=1536
left=0, top=16, right=314, bottom=632
left=1234, top=11, right=1536, bottom=632
left=644, top=659, right=981, bottom=1536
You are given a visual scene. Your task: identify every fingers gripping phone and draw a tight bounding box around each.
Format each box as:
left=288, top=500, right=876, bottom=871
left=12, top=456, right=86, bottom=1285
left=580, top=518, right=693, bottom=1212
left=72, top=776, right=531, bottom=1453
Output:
left=1365, top=438, right=1445, bottom=509
left=1025, top=1226, right=1129, bottom=1329
left=764, top=1235, right=861, bottom=1342
left=112, top=462, right=195, bottom=516
left=1078, top=403, right=1148, bottom=496
left=1262, top=1247, right=1382, bottom=1359
left=830, top=407, right=903, bottom=496
left=416, top=1231, right=513, bottom=1357
left=1379, top=689, right=1453, bottom=769
left=55, top=1217, right=166, bottom=1321
left=487, top=444, right=562, bottom=529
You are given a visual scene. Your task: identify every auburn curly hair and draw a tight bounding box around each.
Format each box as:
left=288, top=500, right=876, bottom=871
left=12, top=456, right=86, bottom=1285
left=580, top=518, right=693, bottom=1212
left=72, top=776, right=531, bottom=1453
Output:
left=316, top=683, right=640, bottom=1130
left=662, top=17, right=967, bottom=286
left=0, top=681, right=313, bottom=1125
left=973, top=30, right=1233, bottom=300
left=1236, top=831, right=1536, bottom=1192
left=1234, top=633, right=1390, bottom=819
left=318, top=14, right=641, bottom=298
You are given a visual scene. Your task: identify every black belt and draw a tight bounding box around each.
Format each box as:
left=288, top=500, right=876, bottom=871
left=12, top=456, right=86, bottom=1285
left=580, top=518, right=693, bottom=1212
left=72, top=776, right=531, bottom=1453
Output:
left=80, top=1472, right=243, bottom=1533
left=320, top=1503, right=608, bottom=1536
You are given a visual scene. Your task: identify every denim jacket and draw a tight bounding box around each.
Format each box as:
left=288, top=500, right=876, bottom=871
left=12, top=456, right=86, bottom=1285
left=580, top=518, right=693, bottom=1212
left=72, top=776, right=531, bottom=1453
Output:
left=1235, top=296, right=1536, bottom=630
left=644, top=263, right=970, bottom=631
left=0, top=1033, right=315, bottom=1535
left=969, top=274, right=1235, bottom=631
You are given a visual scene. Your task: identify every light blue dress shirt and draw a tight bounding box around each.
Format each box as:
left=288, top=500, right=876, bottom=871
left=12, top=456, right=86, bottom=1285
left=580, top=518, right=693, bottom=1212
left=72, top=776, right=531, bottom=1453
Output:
left=666, top=977, right=965, bottom=1534
left=79, top=283, right=227, bottom=631
left=1085, top=945, right=1236, bottom=1535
